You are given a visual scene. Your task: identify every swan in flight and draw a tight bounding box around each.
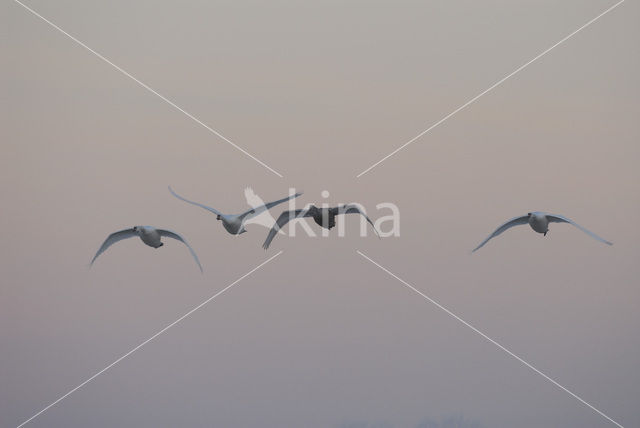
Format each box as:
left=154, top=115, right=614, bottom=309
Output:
left=91, top=226, right=202, bottom=271
left=472, top=211, right=612, bottom=252
left=168, top=186, right=302, bottom=235
left=262, top=204, right=380, bottom=249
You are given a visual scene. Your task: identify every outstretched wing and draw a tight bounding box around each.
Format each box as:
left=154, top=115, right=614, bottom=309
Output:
left=547, top=214, right=612, bottom=246
left=239, top=191, right=303, bottom=220
left=168, top=186, right=222, bottom=216
left=262, top=208, right=311, bottom=250
left=157, top=229, right=203, bottom=272
left=334, top=204, right=380, bottom=238
left=90, top=229, right=136, bottom=266
left=472, top=215, right=529, bottom=252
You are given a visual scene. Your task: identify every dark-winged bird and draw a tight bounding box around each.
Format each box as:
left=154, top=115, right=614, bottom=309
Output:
left=262, top=204, right=380, bottom=249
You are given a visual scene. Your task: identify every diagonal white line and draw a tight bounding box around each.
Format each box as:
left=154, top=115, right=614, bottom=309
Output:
left=356, top=250, right=624, bottom=428
left=356, top=0, right=624, bottom=178
left=13, top=0, right=284, bottom=178
left=16, top=251, right=283, bottom=428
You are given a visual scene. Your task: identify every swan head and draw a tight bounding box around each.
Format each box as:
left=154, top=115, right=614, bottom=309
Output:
left=528, top=212, right=546, bottom=221
left=132, top=226, right=144, bottom=235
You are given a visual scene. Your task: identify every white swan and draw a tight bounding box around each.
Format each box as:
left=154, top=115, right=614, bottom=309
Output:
left=472, top=211, right=612, bottom=252
left=91, top=226, right=202, bottom=271
left=168, top=186, right=301, bottom=235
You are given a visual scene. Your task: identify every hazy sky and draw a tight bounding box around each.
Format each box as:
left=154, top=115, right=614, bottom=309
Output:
left=3, top=1, right=639, bottom=427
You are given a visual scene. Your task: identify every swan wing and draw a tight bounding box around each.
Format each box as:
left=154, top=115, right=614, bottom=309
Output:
left=157, top=229, right=203, bottom=272
left=262, top=208, right=311, bottom=250
left=90, top=229, right=137, bottom=266
left=334, top=204, right=380, bottom=238
left=547, top=214, right=612, bottom=245
left=472, top=215, right=529, bottom=252
left=168, top=186, right=222, bottom=216
left=239, top=191, right=303, bottom=220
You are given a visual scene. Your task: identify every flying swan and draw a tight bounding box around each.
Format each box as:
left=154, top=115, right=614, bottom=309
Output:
left=90, top=226, right=202, bottom=272
left=472, top=211, right=612, bottom=252
left=262, top=204, right=380, bottom=249
left=169, top=186, right=301, bottom=235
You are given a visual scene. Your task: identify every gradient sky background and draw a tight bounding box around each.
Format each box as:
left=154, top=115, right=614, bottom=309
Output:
left=3, top=1, right=639, bottom=427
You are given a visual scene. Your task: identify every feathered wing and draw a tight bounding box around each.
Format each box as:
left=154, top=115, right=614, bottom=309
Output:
left=262, top=192, right=303, bottom=210
left=157, top=229, right=203, bottom=272
left=472, top=215, right=529, bottom=252
left=168, top=186, right=222, bottom=216
left=239, top=191, right=303, bottom=221
left=546, top=214, right=612, bottom=245
left=262, top=208, right=311, bottom=249
left=335, top=204, right=381, bottom=238
left=90, top=229, right=137, bottom=266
